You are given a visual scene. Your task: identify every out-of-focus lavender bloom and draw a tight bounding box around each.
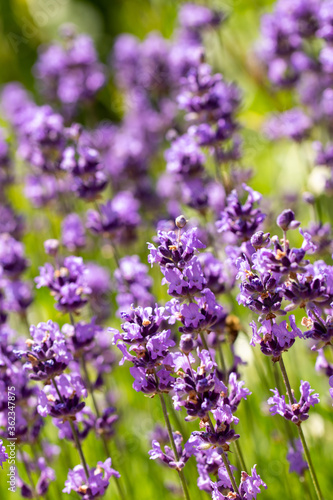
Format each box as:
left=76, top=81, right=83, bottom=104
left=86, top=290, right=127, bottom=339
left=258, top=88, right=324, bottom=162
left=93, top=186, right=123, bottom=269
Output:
left=24, top=174, right=58, bottom=208
left=18, top=105, right=66, bottom=173
left=179, top=4, right=223, bottom=31
left=86, top=192, right=141, bottom=243
left=0, top=440, right=8, bottom=468
left=264, top=109, right=312, bottom=142
left=315, top=349, right=333, bottom=377
left=61, top=214, right=86, bottom=251
left=63, top=458, right=119, bottom=498
left=85, top=264, right=111, bottom=296
left=268, top=380, right=319, bottom=423
left=0, top=234, right=28, bottom=278
left=95, top=406, right=119, bottom=439
left=287, top=439, right=308, bottom=476
left=34, top=30, right=106, bottom=115
left=329, top=375, right=333, bottom=401
left=165, top=134, right=205, bottom=177
left=55, top=406, right=95, bottom=441
left=114, top=255, right=154, bottom=314
left=304, top=221, right=332, bottom=254
left=0, top=205, right=24, bottom=239
left=3, top=280, right=33, bottom=313
left=198, top=252, right=229, bottom=294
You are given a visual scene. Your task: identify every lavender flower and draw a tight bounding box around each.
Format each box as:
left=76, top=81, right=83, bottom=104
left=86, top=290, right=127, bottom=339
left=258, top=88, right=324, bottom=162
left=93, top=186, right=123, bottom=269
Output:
left=114, top=255, right=154, bottom=314
left=86, top=192, right=140, bottom=243
left=63, top=458, right=119, bottom=498
left=268, top=380, right=319, bottom=424
left=216, top=185, right=266, bottom=241
left=149, top=431, right=191, bottom=471
left=34, top=30, right=106, bottom=116
left=19, top=320, right=73, bottom=382
left=35, top=256, right=91, bottom=312
left=61, top=214, right=86, bottom=251
left=37, top=373, right=86, bottom=419
left=287, top=439, right=308, bottom=476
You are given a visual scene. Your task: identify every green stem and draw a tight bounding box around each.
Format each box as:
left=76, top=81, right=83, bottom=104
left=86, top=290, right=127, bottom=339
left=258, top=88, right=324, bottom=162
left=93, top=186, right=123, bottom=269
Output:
left=233, top=439, right=247, bottom=473
left=52, top=378, right=90, bottom=480
left=158, top=393, right=191, bottom=500
left=69, top=315, right=126, bottom=500
left=297, top=425, right=323, bottom=500
left=221, top=450, right=240, bottom=497
left=278, top=357, right=323, bottom=500
left=218, top=343, right=227, bottom=381
left=199, top=331, right=213, bottom=364
left=278, top=356, right=294, bottom=404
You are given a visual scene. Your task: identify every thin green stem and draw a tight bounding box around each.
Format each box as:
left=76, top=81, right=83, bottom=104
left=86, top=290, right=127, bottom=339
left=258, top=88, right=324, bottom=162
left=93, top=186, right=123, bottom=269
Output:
left=233, top=439, right=247, bottom=473
left=199, top=331, right=214, bottom=364
left=278, top=356, right=294, bottom=404
left=158, top=393, right=191, bottom=500
left=218, top=343, right=227, bottom=381
left=52, top=378, right=90, bottom=480
left=69, top=315, right=126, bottom=500
left=221, top=450, right=240, bottom=497
left=273, top=363, right=296, bottom=444
left=297, top=425, right=323, bottom=500
left=278, top=357, right=323, bottom=500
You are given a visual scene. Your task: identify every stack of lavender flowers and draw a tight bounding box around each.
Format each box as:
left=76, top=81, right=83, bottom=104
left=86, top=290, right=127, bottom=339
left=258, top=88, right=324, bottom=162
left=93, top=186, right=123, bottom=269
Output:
left=0, top=1, right=332, bottom=500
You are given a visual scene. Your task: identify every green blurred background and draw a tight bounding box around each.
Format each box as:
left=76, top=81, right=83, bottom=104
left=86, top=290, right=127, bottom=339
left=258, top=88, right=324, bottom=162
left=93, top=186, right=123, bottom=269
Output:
left=1, top=0, right=332, bottom=499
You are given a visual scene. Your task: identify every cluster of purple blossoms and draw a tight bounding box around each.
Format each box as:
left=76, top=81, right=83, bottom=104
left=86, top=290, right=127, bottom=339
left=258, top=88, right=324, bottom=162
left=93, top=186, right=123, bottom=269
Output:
left=211, top=465, right=267, bottom=500
left=61, top=213, right=86, bottom=251
left=19, top=320, right=73, bottom=382
left=163, top=49, right=241, bottom=212
left=143, top=220, right=268, bottom=498
left=258, top=0, right=333, bottom=195
left=86, top=191, right=141, bottom=245
left=35, top=255, right=91, bottom=312
left=112, top=305, right=176, bottom=394
left=148, top=225, right=206, bottom=299
left=216, top=185, right=266, bottom=243
left=63, top=458, right=119, bottom=499
left=268, top=380, right=319, bottom=424
left=0, top=233, right=33, bottom=319
left=34, top=26, right=106, bottom=116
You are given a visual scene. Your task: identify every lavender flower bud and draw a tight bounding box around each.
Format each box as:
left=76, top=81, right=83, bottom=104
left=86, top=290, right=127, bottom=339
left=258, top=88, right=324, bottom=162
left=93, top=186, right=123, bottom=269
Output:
left=180, top=334, right=195, bottom=354
left=250, top=231, right=270, bottom=250
left=175, top=215, right=188, bottom=229
left=44, top=239, right=59, bottom=256
left=276, top=209, right=300, bottom=231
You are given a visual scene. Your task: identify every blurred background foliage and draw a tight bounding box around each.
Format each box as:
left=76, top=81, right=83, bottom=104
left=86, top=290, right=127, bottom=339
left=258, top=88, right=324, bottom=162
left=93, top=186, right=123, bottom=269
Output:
left=1, top=0, right=332, bottom=499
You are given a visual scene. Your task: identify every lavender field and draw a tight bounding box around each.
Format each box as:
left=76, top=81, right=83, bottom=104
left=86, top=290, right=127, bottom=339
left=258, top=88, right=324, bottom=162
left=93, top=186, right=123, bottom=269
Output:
left=0, top=0, right=332, bottom=499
